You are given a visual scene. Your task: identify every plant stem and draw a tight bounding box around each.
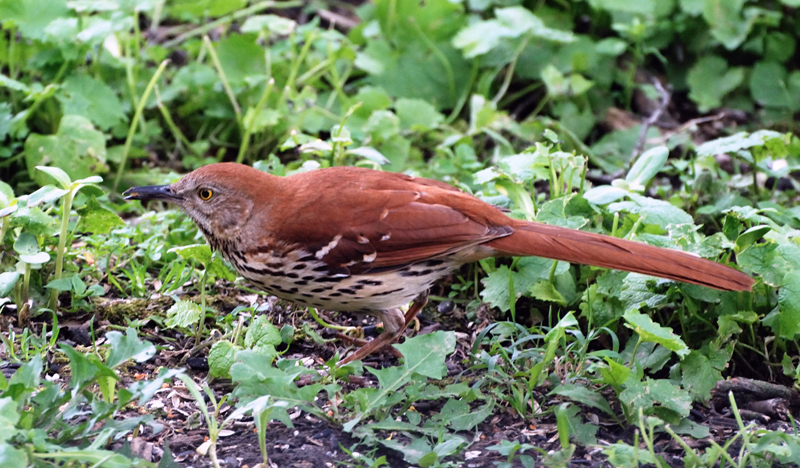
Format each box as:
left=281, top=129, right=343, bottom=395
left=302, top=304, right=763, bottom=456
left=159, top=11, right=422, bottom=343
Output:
left=113, top=59, right=170, bottom=193
left=203, top=36, right=242, bottom=129
left=49, top=189, right=74, bottom=310
left=194, top=266, right=209, bottom=348
left=236, top=77, right=275, bottom=164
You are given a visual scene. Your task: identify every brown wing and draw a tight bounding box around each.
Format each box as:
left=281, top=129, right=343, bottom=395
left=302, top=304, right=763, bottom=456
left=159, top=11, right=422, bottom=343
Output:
left=268, top=167, right=512, bottom=274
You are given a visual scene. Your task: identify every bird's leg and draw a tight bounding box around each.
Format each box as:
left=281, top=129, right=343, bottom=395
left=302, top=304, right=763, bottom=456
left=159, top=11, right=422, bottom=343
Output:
left=404, top=291, right=429, bottom=325
left=338, top=292, right=429, bottom=365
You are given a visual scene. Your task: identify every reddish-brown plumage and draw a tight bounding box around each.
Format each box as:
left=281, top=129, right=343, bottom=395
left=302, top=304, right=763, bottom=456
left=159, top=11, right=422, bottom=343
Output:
left=124, top=163, right=754, bottom=362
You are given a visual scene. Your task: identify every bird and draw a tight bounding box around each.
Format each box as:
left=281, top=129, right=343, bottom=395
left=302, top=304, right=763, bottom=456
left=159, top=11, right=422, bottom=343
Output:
left=123, top=163, right=754, bottom=363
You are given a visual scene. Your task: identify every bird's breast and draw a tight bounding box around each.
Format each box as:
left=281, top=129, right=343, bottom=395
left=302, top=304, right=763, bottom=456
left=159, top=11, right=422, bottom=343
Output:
left=219, top=244, right=458, bottom=311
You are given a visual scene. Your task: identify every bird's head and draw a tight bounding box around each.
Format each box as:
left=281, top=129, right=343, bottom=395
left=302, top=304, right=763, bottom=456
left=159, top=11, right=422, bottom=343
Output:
left=123, top=163, right=263, bottom=239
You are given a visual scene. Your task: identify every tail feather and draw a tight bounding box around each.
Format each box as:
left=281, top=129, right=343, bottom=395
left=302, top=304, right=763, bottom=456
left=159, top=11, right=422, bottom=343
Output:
left=487, top=221, right=754, bottom=292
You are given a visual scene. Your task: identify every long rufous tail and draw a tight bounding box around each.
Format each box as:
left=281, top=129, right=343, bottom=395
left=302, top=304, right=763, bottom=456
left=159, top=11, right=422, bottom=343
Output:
left=487, top=220, right=754, bottom=292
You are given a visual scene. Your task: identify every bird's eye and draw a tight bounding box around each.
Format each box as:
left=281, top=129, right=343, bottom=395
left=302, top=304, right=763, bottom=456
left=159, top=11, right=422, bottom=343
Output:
left=198, top=188, right=213, bottom=200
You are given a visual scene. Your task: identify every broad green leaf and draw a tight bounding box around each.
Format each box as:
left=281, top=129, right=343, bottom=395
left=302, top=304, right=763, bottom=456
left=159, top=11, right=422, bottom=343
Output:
left=0, top=181, right=13, bottom=208
left=687, top=56, right=744, bottom=111
left=750, top=62, right=800, bottom=110
left=76, top=196, right=125, bottom=234
left=603, top=443, right=657, bottom=466
left=170, top=244, right=212, bottom=265
left=165, top=300, right=202, bottom=329
left=608, top=193, right=693, bottom=229
left=209, top=341, right=238, bottom=379
left=736, top=225, right=771, bottom=250
left=0, top=0, right=68, bottom=40
left=346, top=147, right=390, bottom=165
left=551, top=384, right=614, bottom=415
left=9, top=206, right=58, bottom=236
left=583, top=185, right=628, bottom=205
left=681, top=351, right=722, bottom=401
left=240, top=14, right=296, bottom=36
left=556, top=403, right=598, bottom=446
left=59, top=344, right=100, bottom=389
left=216, top=34, right=267, bottom=87
left=35, top=166, right=72, bottom=189
left=244, top=315, right=282, bottom=351
left=529, top=280, right=567, bottom=305
left=623, top=310, right=689, bottom=358
left=24, top=115, right=108, bottom=185
left=625, top=146, right=668, bottom=191
left=440, top=398, right=494, bottom=431
left=56, top=75, right=126, bottom=130
left=393, top=331, right=456, bottom=379
left=27, top=185, right=69, bottom=207
left=395, top=98, right=444, bottom=131
left=0, top=444, right=26, bottom=468
left=105, top=328, right=156, bottom=368
left=773, top=270, right=800, bottom=339
left=696, top=130, right=782, bottom=156
left=0, top=272, right=20, bottom=297
left=9, top=354, right=42, bottom=388
left=208, top=256, right=237, bottom=281
left=13, top=232, right=38, bottom=255
left=703, top=0, right=754, bottom=50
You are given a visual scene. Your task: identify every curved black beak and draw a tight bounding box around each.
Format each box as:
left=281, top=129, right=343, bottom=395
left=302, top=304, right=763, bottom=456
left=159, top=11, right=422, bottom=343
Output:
left=123, top=185, right=180, bottom=202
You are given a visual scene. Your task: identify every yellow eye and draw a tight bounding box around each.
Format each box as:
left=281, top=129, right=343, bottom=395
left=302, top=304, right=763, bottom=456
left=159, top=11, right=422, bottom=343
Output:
left=198, top=188, right=213, bottom=200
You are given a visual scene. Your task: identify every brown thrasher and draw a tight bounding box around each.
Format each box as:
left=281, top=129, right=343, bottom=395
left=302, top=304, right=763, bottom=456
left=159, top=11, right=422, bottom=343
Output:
left=124, top=163, right=754, bottom=363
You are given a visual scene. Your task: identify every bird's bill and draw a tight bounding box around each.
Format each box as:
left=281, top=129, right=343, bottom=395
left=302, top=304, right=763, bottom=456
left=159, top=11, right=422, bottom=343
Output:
left=123, top=184, right=180, bottom=201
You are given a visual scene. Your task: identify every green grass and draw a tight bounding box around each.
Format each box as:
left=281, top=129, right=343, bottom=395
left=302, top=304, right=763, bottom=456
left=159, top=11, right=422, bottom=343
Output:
left=2, top=1, right=800, bottom=466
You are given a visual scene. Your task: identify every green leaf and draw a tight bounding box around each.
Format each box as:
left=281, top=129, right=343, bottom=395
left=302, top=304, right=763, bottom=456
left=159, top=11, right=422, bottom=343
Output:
left=240, top=14, right=296, bottom=36
left=105, top=328, right=156, bottom=368
left=583, top=185, right=628, bottom=205
left=59, top=344, right=100, bottom=389
left=165, top=300, right=202, bottom=329
left=209, top=341, right=238, bottom=379
left=608, top=193, right=693, bottom=229
left=35, top=166, right=72, bottom=189
left=24, top=115, right=108, bottom=185
left=244, top=315, right=282, bottom=351
left=681, top=351, right=722, bottom=401
left=346, top=147, right=390, bottom=166
left=76, top=196, right=125, bottom=234
left=452, top=6, right=572, bottom=58
left=441, top=398, right=494, bottom=431
left=0, top=0, right=68, bottom=40
left=623, top=310, right=689, bottom=358
left=703, top=0, right=754, bottom=50
left=625, top=146, right=668, bottom=191
left=695, top=130, right=782, bottom=156
left=208, top=255, right=237, bottom=281
left=170, top=244, right=212, bottom=265
left=551, top=384, right=614, bottom=416
left=735, top=225, right=771, bottom=251
left=27, top=185, right=69, bottom=207
left=393, top=331, right=456, bottom=379
left=687, top=56, right=744, bottom=111
left=56, top=75, right=126, bottom=131
left=0, top=272, right=20, bottom=297
left=750, top=62, right=800, bottom=110
left=774, top=270, right=800, bottom=339
left=556, top=403, right=598, bottom=446
left=216, top=34, right=267, bottom=87
left=0, top=444, right=27, bottom=468
left=9, top=206, right=58, bottom=236
left=395, top=98, right=444, bottom=131
left=13, top=232, right=38, bottom=256
left=529, top=280, right=567, bottom=305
